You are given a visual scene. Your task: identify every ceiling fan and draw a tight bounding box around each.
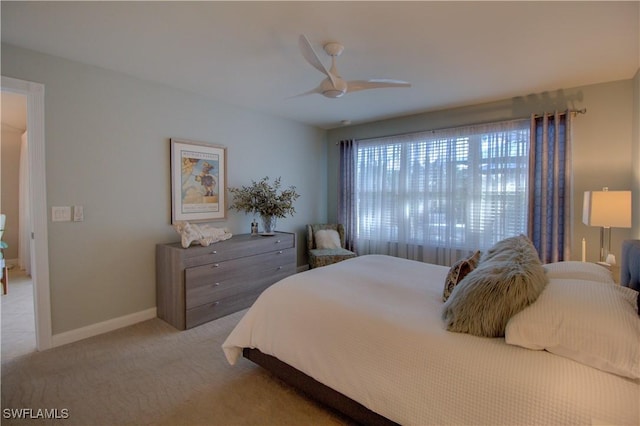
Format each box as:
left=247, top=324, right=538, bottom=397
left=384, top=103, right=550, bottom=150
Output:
left=293, top=34, right=411, bottom=99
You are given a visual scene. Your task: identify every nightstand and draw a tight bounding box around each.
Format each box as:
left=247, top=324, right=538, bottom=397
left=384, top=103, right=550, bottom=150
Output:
left=595, top=262, right=620, bottom=284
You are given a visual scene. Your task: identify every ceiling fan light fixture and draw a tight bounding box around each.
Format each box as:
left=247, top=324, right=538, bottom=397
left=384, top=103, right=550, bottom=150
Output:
left=323, top=89, right=346, bottom=98
left=320, top=78, right=347, bottom=98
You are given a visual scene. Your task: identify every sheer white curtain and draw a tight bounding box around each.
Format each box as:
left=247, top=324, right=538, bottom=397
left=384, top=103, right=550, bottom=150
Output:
left=19, top=131, right=31, bottom=275
left=351, top=119, right=530, bottom=266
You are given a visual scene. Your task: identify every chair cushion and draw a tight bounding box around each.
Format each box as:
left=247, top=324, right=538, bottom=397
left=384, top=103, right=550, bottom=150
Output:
left=309, top=248, right=356, bottom=268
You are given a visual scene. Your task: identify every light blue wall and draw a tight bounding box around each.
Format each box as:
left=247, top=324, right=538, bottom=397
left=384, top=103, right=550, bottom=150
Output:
left=3, top=39, right=637, bottom=335
left=2, top=43, right=328, bottom=334
left=327, top=78, right=638, bottom=262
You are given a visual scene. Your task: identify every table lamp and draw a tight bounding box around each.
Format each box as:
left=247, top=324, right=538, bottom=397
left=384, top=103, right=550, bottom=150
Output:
left=582, top=188, right=631, bottom=263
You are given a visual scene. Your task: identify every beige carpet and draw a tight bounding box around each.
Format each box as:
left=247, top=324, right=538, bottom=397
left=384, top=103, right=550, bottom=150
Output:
left=1, top=293, right=350, bottom=425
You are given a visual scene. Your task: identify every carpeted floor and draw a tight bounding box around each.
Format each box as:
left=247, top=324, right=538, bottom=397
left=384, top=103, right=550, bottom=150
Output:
left=1, top=268, right=37, bottom=361
left=1, top=286, right=350, bottom=426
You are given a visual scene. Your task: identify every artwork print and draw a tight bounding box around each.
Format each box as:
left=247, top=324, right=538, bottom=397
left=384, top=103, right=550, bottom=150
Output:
left=171, top=139, right=227, bottom=223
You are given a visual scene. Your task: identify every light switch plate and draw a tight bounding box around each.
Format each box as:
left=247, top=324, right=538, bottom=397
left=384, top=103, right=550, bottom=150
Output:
left=73, top=205, right=84, bottom=222
left=52, top=206, right=71, bottom=222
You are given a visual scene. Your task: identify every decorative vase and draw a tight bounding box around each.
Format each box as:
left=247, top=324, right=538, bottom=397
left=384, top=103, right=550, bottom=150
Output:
left=260, top=215, right=277, bottom=235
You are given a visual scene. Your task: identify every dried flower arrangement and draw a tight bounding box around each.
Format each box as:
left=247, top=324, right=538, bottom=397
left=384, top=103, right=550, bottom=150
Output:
left=228, top=176, right=300, bottom=219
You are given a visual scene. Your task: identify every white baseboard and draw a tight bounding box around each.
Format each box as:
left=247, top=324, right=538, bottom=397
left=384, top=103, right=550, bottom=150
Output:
left=51, top=307, right=157, bottom=348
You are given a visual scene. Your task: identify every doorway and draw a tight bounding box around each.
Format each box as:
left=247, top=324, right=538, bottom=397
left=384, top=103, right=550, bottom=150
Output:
left=1, top=91, right=35, bottom=358
left=1, top=76, right=52, bottom=351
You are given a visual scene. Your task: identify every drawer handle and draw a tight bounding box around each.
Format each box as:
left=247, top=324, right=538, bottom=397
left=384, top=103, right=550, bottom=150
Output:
left=210, top=250, right=217, bottom=254
left=212, top=263, right=220, bottom=268
left=277, top=250, right=283, bottom=254
left=277, top=266, right=283, bottom=270
left=275, top=239, right=281, bottom=243
left=212, top=301, right=220, bottom=307
left=214, top=282, right=220, bottom=287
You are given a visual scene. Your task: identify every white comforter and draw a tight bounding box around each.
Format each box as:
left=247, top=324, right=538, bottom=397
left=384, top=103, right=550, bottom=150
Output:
left=223, top=255, right=639, bottom=425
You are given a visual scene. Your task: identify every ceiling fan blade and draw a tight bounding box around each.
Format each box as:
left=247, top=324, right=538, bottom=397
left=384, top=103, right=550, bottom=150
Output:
left=346, top=79, right=411, bottom=93
left=298, top=34, right=337, bottom=87
left=285, top=85, right=322, bottom=99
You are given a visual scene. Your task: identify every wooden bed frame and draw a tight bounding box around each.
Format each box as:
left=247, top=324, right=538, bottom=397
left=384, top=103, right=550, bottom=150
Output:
left=243, top=348, right=398, bottom=426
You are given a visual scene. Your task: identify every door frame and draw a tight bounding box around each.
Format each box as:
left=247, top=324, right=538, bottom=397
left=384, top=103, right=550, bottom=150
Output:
left=2, top=76, right=52, bottom=350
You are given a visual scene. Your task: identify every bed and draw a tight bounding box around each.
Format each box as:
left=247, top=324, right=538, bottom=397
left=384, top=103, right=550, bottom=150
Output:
left=223, top=237, right=640, bottom=425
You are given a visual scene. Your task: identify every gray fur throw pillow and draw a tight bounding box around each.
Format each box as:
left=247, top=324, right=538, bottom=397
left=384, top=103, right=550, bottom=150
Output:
left=442, top=235, right=548, bottom=337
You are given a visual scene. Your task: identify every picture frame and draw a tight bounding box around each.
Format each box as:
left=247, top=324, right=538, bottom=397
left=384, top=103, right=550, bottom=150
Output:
left=170, top=138, right=227, bottom=223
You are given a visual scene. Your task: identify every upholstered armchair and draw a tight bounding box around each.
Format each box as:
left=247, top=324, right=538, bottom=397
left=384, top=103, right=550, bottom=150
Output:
left=621, top=239, right=640, bottom=291
left=307, top=223, right=356, bottom=269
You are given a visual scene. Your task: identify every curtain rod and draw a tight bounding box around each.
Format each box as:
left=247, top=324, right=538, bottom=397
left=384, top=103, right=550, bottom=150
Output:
left=336, top=108, right=587, bottom=145
left=533, top=108, right=587, bottom=119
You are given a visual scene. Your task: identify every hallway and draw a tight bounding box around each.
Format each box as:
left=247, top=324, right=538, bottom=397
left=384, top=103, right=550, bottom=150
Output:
left=1, top=268, right=36, bottom=363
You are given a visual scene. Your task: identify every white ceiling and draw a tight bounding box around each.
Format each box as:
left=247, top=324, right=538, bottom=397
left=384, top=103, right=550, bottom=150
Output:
left=1, top=1, right=638, bottom=129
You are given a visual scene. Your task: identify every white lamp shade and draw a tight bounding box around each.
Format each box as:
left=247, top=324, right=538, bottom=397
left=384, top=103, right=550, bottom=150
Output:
left=582, top=190, right=631, bottom=228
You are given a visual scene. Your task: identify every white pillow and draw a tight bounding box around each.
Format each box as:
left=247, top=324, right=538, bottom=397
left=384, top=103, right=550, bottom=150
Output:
left=314, top=229, right=341, bottom=250
left=505, top=279, right=640, bottom=379
left=543, top=261, right=614, bottom=284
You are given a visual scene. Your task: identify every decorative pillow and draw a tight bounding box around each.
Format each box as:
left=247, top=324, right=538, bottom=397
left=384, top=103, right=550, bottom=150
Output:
left=442, top=251, right=481, bottom=302
left=314, top=229, right=341, bottom=250
left=442, top=235, right=548, bottom=337
left=505, top=279, right=640, bottom=379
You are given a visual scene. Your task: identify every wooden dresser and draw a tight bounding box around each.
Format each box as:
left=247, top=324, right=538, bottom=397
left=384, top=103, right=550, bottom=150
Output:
left=156, top=232, right=296, bottom=330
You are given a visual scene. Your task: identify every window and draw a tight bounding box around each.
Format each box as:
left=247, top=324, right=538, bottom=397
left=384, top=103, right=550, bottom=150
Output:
left=352, top=119, right=530, bottom=260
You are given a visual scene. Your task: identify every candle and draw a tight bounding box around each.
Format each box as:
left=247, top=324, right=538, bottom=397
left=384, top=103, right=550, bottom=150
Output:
left=581, top=238, right=586, bottom=262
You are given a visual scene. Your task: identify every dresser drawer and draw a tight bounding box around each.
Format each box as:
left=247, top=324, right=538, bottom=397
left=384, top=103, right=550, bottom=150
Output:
left=185, top=248, right=295, bottom=308
left=186, top=290, right=261, bottom=328
left=185, top=267, right=294, bottom=328
left=185, top=248, right=294, bottom=290
left=182, top=233, right=295, bottom=268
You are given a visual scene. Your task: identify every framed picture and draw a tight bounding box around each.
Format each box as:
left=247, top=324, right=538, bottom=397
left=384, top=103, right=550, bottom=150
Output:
left=170, top=138, right=227, bottom=223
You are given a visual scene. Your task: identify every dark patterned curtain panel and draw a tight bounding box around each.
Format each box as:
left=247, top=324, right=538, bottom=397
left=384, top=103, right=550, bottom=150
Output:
left=338, top=139, right=358, bottom=252
left=528, top=111, right=573, bottom=263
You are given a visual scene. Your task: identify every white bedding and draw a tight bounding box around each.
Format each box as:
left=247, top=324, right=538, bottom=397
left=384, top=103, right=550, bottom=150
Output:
left=223, top=255, right=639, bottom=425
